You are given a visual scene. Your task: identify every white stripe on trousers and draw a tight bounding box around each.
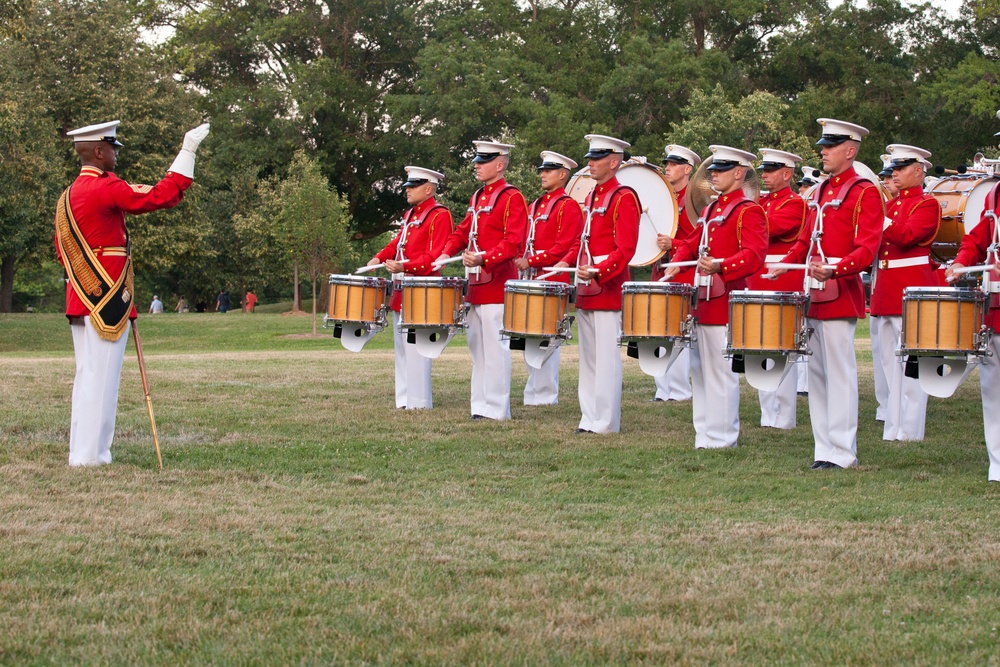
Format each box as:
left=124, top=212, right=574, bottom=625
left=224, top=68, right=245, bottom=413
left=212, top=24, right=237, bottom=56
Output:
left=869, top=314, right=890, bottom=421
left=392, top=312, right=432, bottom=409
left=807, top=318, right=859, bottom=467
left=69, top=317, right=130, bottom=466
left=653, top=347, right=692, bottom=401
left=978, top=335, right=1000, bottom=481
left=465, top=303, right=511, bottom=420
left=524, top=347, right=559, bottom=405
left=872, top=315, right=927, bottom=440
left=576, top=309, right=622, bottom=433
left=758, top=361, right=798, bottom=429
left=690, top=324, right=740, bottom=448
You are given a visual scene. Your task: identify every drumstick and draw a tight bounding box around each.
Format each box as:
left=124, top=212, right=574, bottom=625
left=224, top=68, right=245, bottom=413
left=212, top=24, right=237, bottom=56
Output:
left=767, top=262, right=837, bottom=271
left=432, top=252, right=483, bottom=269
left=948, top=264, right=995, bottom=280
left=356, top=259, right=407, bottom=274
left=659, top=259, right=719, bottom=269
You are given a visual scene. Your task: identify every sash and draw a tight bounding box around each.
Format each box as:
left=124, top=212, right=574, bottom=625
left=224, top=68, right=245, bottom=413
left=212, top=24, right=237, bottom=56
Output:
left=54, top=185, right=134, bottom=341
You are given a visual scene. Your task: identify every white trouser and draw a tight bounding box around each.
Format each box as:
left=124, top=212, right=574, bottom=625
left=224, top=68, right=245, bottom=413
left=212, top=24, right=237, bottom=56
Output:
left=979, top=335, right=1000, bottom=481
left=524, top=347, right=559, bottom=405
left=758, top=361, right=798, bottom=429
left=69, top=317, right=130, bottom=466
left=797, top=359, right=809, bottom=393
left=577, top=309, right=622, bottom=433
left=869, top=314, right=889, bottom=421
left=807, top=318, right=859, bottom=467
left=653, top=347, right=692, bottom=401
left=690, top=324, right=740, bottom=448
left=873, top=315, right=927, bottom=440
left=393, top=312, right=432, bottom=409
left=466, top=303, right=511, bottom=420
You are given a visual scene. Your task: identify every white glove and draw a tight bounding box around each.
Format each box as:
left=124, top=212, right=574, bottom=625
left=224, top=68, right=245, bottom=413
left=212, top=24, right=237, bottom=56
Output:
left=169, top=123, right=211, bottom=179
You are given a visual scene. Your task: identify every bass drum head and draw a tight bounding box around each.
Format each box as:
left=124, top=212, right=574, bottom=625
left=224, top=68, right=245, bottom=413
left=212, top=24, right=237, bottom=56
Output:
left=927, top=176, right=999, bottom=262
left=565, top=158, right=678, bottom=267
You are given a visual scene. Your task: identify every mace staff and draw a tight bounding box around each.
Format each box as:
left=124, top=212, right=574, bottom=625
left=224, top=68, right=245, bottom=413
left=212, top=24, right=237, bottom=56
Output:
left=131, top=321, right=163, bottom=470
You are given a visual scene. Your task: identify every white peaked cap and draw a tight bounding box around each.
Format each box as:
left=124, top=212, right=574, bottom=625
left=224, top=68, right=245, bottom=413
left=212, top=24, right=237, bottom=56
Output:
left=878, top=154, right=894, bottom=177
left=886, top=143, right=932, bottom=170
left=403, top=166, right=444, bottom=186
left=584, top=134, right=630, bottom=157
left=472, top=140, right=514, bottom=161
left=66, top=120, right=123, bottom=146
left=663, top=144, right=701, bottom=166
left=707, top=145, right=756, bottom=170
left=758, top=148, right=802, bottom=169
left=538, top=151, right=578, bottom=170
left=816, top=118, right=869, bottom=144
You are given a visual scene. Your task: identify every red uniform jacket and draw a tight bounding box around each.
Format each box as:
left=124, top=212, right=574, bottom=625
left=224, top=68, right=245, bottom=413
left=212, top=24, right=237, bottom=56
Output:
left=783, top=167, right=884, bottom=320
left=375, top=198, right=453, bottom=312
left=442, top=179, right=527, bottom=305
left=651, top=185, right=689, bottom=283
left=524, top=188, right=584, bottom=285
left=869, top=187, right=940, bottom=317
left=561, top=177, right=641, bottom=311
left=670, top=191, right=768, bottom=326
left=55, top=166, right=192, bottom=319
left=747, top=186, right=806, bottom=292
left=954, top=181, right=1000, bottom=331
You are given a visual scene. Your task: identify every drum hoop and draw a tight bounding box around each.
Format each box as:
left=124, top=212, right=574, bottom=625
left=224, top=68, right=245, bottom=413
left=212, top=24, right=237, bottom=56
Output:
left=329, top=274, right=387, bottom=287
left=401, top=276, right=467, bottom=288
left=728, top=290, right=808, bottom=304
left=504, top=280, right=572, bottom=295
left=622, top=281, right=696, bottom=295
left=902, top=286, right=985, bottom=302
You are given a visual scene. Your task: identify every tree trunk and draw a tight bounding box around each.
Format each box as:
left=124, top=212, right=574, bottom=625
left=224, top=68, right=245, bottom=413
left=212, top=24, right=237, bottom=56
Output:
left=311, top=277, right=317, bottom=335
left=292, top=260, right=301, bottom=312
left=0, top=254, right=15, bottom=313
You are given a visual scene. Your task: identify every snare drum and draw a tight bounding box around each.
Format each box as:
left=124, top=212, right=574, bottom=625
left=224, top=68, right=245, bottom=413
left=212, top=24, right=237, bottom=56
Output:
left=400, top=277, right=467, bottom=328
left=327, top=274, right=388, bottom=324
left=900, top=286, right=988, bottom=355
left=620, top=282, right=695, bottom=340
left=502, top=280, right=572, bottom=338
left=728, top=291, right=808, bottom=353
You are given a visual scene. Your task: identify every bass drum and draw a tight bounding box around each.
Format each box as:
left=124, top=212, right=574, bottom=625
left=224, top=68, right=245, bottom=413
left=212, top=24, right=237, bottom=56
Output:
left=926, top=176, right=999, bottom=263
left=565, top=158, right=678, bottom=267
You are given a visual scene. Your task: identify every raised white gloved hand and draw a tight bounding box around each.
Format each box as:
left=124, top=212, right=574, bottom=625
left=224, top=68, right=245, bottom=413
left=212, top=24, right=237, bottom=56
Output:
left=168, top=122, right=211, bottom=179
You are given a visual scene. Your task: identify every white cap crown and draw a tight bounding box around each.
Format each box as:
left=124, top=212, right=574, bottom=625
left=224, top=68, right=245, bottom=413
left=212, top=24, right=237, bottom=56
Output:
left=66, top=120, right=123, bottom=146
left=663, top=144, right=701, bottom=166
left=758, top=148, right=802, bottom=169
left=403, top=166, right=444, bottom=186
left=886, top=143, right=932, bottom=170
left=707, top=145, right=756, bottom=170
left=816, top=118, right=870, bottom=144
left=538, top=151, right=578, bottom=170
left=584, top=134, right=630, bottom=158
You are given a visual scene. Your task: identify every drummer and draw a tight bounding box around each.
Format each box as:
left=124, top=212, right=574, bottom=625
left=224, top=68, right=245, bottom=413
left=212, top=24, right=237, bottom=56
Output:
left=945, top=177, right=1000, bottom=481
left=878, top=154, right=900, bottom=198
left=750, top=148, right=808, bottom=429
left=554, top=134, right=640, bottom=434
left=870, top=144, right=940, bottom=442
left=663, top=145, right=767, bottom=449
left=869, top=153, right=899, bottom=423
left=649, top=144, right=700, bottom=403
left=367, top=167, right=453, bottom=410
left=796, top=165, right=821, bottom=197
left=513, top=151, right=583, bottom=406
left=771, top=118, right=884, bottom=470
left=437, top=141, right=528, bottom=421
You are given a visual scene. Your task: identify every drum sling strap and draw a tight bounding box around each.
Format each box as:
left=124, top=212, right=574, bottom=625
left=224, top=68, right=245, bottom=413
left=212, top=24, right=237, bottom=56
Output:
left=576, top=185, right=639, bottom=296
left=54, top=185, right=134, bottom=342
left=694, top=196, right=750, bottom=301
left=395, top=204, right=448, bottom=280
left=806, top=174, right=869, bottom=303
left=467, top=184, right=517, bottom=285
left=525, top=194, right=573, bottom=263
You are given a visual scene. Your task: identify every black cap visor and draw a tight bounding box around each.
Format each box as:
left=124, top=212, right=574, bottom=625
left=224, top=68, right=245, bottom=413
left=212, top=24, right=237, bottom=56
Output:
left=759, top=161, right=790, bottom=171
left=706, top=159, right=740, bottom=172
left=816, top=133, right=853, bottom=146
left=889, top=157, right=919, bottom=170
left=662, top=155, right=690, bottom=165
left=537, top=162, right=569, bottom=171
left=473, top=152, right=501, bottom=164
left=403, top=178, right=430, bottom=188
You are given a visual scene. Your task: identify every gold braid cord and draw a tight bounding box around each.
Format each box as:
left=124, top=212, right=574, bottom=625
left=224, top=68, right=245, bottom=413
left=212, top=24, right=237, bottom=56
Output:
left=55, top=189, right=103, bottom=298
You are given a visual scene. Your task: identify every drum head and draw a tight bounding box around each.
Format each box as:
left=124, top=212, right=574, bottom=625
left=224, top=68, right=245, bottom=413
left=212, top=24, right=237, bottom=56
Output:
left=565, top=159, right=678, bottom=267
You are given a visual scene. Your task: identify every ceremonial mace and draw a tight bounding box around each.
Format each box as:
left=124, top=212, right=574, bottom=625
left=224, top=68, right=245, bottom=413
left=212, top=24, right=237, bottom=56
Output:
left=131, top=321, right=163, bottom=470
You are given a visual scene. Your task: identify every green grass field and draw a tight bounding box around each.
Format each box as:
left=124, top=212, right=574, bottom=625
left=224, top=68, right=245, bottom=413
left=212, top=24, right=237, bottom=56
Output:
left=2, top=312, right=999, bottom=665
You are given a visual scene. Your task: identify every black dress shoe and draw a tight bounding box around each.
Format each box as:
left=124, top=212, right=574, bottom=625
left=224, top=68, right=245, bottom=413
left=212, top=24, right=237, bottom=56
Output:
left=575, top=428, right=594, bottom=434
left=649, top=397, right=665, bottom=403
left=811, top=461, right=842, bottom=470
left=472, top=414, right=486, bottom=420
left=797, top=391, right=808, bottom=397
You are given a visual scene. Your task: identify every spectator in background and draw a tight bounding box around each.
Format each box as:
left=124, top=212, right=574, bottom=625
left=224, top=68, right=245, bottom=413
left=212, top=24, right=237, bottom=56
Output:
left=175, top=296, right=189, bottom=313
left=216, top=289, right=231, bottom=313
left=244, top=290, right=258, bottom=313
left=195, top=299, right=206, bottom=313
left=149, top=295, right=164, bottom=314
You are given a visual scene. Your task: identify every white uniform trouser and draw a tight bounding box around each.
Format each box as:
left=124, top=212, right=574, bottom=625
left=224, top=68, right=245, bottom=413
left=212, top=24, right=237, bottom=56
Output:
left=466, top=303, right=511, bottom=420
left=393, top=312, right=432, bottom=409
left=869, top=314, right=889, bottom=421
left=577, top=309, right=622, bottom=433
left=524, top=347, right=559, bottom=405
left=69, top=317, right=130, bottom=466
left=691, top=324, right=740, bottom=448
left=797, top=359, right=809, bottom=393
left=979, top=335, right=1000, bottom=481
left=807, top=318, right=859, bottom=467
left=758, top=362, right=798, bottom=429
left=873, top=315, right=927, bottom=440
left=653, top=348, right=692, bottom=401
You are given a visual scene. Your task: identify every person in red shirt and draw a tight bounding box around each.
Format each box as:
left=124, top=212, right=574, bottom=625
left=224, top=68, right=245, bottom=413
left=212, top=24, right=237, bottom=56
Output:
left=54, top=119, right=209, bottom=466
left=870, top=153, right=900, bottom=423
left=513, top=151, right=583, bottom=405
left=369, top=166, right=453, bottom=410
left=243, top=291, right=258, bottom=313
left=870, top=144, right=940, bottom=441
left=664, top=145, right=768, bottom=449
left=772, top=118, right=885, bottom=469
left=437, top=141, right=528, bottom=421
left=649, top=144, right=700, bottom=403
left=946, top=180, right=1000, bottom=481
left=555, top=134, right=640, bottom=433
left=749, top=148, right=808, bottom=429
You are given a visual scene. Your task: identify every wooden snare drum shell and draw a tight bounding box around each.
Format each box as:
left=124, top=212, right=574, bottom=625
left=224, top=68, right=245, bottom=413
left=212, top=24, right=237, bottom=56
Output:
left=502, top=282, right=569, bottom=337
left=400, top=278, right=464, bottom=327
left=327, top=276, right=387, bottom=323
left=621, top=282, right=692, bottom=338
left=728, top=292, right=804, bottom=352
left=902, top=287, right=983, bottom=353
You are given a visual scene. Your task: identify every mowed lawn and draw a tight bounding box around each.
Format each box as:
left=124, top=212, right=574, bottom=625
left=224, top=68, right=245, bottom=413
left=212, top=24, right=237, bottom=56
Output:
left=2, top=312, right=999, bottom=665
